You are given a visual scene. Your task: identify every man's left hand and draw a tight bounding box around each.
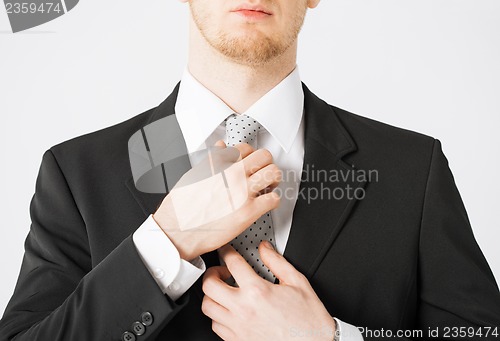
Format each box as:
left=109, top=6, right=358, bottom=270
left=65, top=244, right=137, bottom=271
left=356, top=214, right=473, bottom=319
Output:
left=201, top=241, right=336, bottom=341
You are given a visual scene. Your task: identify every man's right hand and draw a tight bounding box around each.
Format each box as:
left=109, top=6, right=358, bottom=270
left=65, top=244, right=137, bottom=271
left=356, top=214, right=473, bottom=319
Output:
left=152, top=142, right=281, bottom=261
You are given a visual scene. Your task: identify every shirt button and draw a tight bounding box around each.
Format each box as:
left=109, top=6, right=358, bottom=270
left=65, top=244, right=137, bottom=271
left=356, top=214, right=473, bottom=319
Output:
left=141, top=311, right=154, bottom=326
left=169, top=281, right=180, bottom=291
left=153, top=268, right=165, bottom=279
left=131, top=321, right=146, bottom=336
left=122, top=331, right=136, bottom=341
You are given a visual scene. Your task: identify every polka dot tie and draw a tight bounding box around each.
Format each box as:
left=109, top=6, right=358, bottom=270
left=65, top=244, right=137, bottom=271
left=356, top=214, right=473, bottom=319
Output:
left=225, top=114, right=277, bottom=283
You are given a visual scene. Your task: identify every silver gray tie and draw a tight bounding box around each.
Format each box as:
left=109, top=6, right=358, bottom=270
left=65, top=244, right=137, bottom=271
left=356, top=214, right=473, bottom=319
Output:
left=225, top=113, right=277, bottom=282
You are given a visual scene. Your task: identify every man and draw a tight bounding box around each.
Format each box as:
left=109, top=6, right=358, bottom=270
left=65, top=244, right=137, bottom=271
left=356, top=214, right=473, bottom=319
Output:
left=1, top=0, right=499, bottom=340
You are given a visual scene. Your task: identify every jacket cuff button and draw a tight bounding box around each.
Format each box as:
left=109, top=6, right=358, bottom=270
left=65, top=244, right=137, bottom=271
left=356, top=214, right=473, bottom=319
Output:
left=132, top=321, right=146, bottom=336
left=141, top=311, right=154, bottom=326
left=122, top=331, right=136, bottom=341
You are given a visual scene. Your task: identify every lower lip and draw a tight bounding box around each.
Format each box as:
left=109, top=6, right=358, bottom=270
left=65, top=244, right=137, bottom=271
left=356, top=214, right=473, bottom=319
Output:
left=233, top=9, right=271, bottom=20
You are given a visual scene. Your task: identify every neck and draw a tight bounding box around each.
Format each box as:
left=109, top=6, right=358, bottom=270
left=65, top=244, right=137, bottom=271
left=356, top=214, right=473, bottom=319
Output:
left=186, top=16, right=298, bottom=114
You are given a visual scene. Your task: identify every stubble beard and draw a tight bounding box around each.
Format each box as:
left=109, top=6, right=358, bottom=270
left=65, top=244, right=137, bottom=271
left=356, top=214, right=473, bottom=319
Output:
left=190, top=3, right=307, bottom=66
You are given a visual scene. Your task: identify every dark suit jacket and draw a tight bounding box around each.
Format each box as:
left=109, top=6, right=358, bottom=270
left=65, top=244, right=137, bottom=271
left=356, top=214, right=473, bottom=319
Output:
left=1, top=83, right=499, bottom=341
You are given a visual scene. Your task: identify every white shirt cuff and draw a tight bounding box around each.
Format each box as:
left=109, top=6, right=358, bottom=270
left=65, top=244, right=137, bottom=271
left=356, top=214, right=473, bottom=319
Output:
left=335, top=317, right=364, bottom=341
left=132, top=215, right=206, bottom=301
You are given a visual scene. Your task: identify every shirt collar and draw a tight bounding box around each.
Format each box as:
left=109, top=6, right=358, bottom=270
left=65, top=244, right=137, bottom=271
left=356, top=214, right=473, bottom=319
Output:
left=175, top=65, right=304, bottom=153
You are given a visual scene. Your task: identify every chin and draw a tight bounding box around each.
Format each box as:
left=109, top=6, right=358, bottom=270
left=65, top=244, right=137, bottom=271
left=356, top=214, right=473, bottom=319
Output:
left=208, top=27, right=287, bottom=65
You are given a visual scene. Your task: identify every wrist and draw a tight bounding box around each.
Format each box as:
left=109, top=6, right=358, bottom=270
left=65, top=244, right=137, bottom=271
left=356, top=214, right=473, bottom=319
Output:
left=316, top=314, right=337, bottom=341
left=152, top=213, right=200, bottom=260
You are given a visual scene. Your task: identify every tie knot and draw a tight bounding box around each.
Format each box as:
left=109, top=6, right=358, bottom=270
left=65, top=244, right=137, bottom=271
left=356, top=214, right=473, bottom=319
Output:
left=225, top=114, right=262, bottom=147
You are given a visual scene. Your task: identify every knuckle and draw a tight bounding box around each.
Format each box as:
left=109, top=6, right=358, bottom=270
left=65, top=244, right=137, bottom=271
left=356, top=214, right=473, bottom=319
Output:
left=233, top=256, right=247, bottom=270
left=247, top=283, right=269, bottom=299
left=248, top=163, right=260, bottom=175
left=201, top=297, right=211, bottom=314
left=268, top=163, right=279, bottom=173
left=247, top=178, right=259, bottom=193
left=295, top=271, right=309, bottom=285
left=269, top=164, right=282, bottom=181
left=224, top=252, right=240, bottom=267
left=202, top=277, right=214, bottom=294
left=259, top=192, right=279, bottom=210
left=272, top=191, right=281, bottom=200
left=259, top=149, right=273, bottom=162
left=201, top=281, right=209, bottom=295
left=268, top=192, right=281, bottom=206
left=203, top=266, right=216, bottom=279
left=242, top=143, right=254, bottom=154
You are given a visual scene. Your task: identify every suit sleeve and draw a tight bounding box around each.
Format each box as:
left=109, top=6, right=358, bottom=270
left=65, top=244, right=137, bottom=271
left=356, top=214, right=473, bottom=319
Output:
left=416, top=139, right=500, bottom=338
left=0, top=150, right=188, bottom=341
left=363, top=139, right=500, bottom=341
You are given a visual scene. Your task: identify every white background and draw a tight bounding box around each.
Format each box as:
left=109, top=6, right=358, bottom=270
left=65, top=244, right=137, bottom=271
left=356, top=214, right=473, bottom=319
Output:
left=1, top=0, right=499, bottom=312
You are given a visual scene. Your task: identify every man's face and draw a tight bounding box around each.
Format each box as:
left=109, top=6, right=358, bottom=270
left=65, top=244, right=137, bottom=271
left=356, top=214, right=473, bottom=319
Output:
left=188, top=0, right=311, bottom=66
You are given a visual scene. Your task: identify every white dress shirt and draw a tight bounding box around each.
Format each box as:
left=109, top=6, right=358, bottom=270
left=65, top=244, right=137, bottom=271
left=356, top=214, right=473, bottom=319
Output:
left=132, top=66, right=363, bottom=341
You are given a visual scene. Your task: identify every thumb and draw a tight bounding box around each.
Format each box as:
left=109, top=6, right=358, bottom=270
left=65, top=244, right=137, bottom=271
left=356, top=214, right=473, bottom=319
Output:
left=258, top=240, right=305, bottom=286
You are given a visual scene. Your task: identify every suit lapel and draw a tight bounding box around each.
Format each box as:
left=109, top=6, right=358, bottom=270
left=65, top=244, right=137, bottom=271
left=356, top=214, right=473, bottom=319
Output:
left=282, top=84, right=367, bottom=279
left=124, top=81, right=185, bottom=216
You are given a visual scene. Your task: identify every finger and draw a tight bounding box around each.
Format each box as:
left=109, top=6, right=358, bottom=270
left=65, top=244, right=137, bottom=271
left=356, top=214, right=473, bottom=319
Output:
left=250, top=191, right=280, bottom=217
left=214, top=140, right=227, bottom=148
left=204, top=265, right=233, bottom=283
left=247, top=164, right=282, bottom=196
left=242, top=148, right=274, bottom=176
left=233, top=143, right=254, bottom=160
left=202, top=266, right=237, bottom=308
left=258, top=184, right=279, bottom=195
left=201, top=295, right=231, bottom=323
left=212, top=321, right=235, bottom=341
left=218, top=244, right=260, bottom=287
left=258, top=240, right=306, bottom=286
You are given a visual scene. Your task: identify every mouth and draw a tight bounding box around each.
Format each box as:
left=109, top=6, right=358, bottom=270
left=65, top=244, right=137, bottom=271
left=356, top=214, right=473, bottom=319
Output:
left=230, top=4, right=273, bottom=19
